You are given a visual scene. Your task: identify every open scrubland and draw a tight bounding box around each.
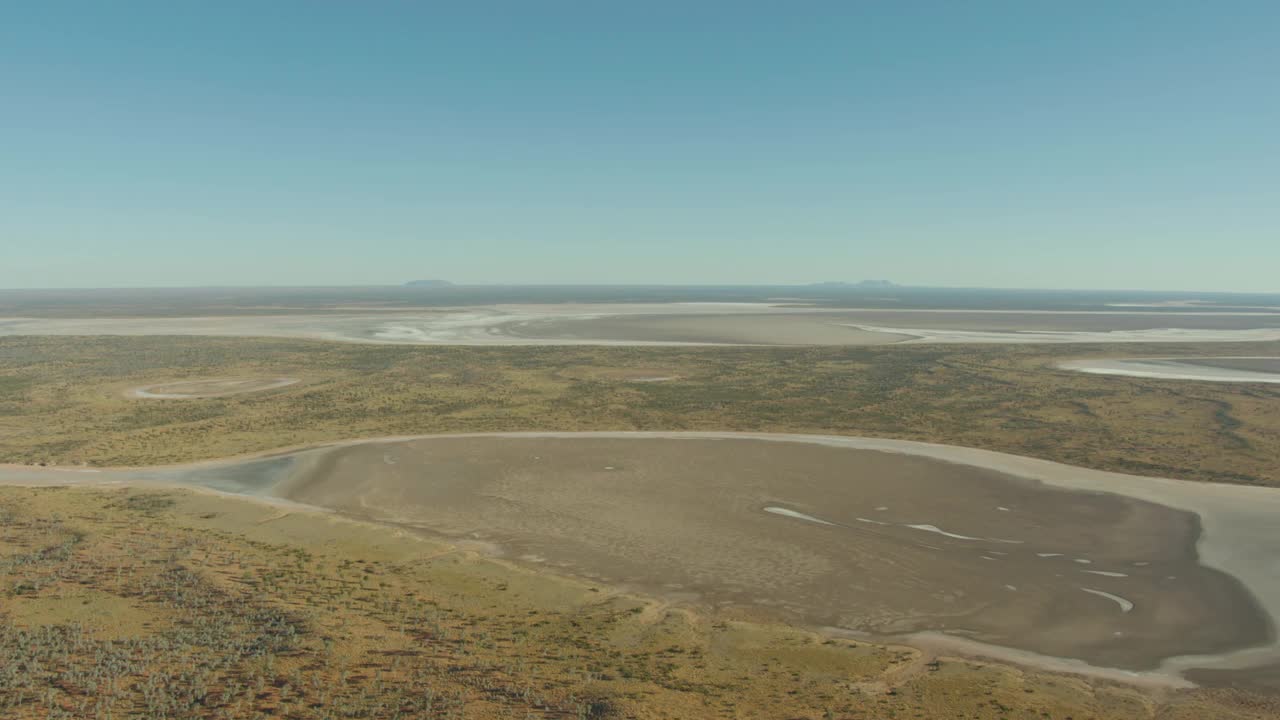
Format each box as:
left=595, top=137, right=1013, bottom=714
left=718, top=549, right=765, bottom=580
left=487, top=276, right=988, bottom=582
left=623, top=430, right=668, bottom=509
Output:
left=2, top=335, right=1278, bottom=486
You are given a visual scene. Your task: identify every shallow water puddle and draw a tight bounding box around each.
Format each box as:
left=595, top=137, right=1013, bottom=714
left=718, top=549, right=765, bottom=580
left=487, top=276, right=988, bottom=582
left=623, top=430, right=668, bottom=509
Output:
left=1082, top=588, right=1135, bottom=613
left=762, top=506, right=837, bottom=526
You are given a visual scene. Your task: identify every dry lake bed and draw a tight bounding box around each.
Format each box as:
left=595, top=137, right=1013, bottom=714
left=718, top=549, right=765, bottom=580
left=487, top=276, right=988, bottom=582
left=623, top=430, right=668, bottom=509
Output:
left=7, top=432, right=1280, bottom=688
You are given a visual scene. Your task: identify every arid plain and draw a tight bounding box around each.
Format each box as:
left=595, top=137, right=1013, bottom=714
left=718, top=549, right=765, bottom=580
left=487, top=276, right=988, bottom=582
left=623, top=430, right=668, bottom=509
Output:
left=4, top=291, right=1280, bottom=718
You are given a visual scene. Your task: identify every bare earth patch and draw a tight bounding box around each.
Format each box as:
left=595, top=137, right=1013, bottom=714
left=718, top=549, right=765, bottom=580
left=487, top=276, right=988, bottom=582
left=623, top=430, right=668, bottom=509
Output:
left=7, top=588, right=170, bottom=640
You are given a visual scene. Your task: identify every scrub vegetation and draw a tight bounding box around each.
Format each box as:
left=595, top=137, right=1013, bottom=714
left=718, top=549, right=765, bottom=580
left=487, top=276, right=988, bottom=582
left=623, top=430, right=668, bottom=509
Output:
left=2, top=336, right=1278, bottom=485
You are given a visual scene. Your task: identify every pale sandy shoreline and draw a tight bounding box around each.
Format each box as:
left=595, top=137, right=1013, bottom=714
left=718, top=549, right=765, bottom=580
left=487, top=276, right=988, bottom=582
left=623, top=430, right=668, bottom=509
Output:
left=3, top=430, right=1278, bottom=687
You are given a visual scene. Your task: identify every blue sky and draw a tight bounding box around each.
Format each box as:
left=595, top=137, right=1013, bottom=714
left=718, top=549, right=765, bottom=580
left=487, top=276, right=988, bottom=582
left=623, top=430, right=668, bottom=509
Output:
left=2, top=2, right=1277, bottom=291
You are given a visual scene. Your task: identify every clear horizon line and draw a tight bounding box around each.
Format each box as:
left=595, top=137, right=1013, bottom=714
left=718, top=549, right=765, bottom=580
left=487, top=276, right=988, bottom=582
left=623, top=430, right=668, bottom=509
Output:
left=1, top=282, right=1279, bottom=296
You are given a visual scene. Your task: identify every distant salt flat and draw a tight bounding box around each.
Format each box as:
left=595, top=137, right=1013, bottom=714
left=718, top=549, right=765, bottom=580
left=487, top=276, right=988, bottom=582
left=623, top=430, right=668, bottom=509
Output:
left=4, top=304, right=1280, bottom=346
left=0, top=305, right=829, bottom=347
left=1106, top=301, right=1280, bottom=311
left=845, top=325, right=1280, bottom=345
left=1059, top=357, right=1280, bottom=384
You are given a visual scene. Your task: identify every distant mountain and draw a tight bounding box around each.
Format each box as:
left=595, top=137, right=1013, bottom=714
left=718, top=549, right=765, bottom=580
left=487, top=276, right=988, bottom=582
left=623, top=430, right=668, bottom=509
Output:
left=404, top=279, right=455, bottom=288
left=810, top=280, right=898, bottom=288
